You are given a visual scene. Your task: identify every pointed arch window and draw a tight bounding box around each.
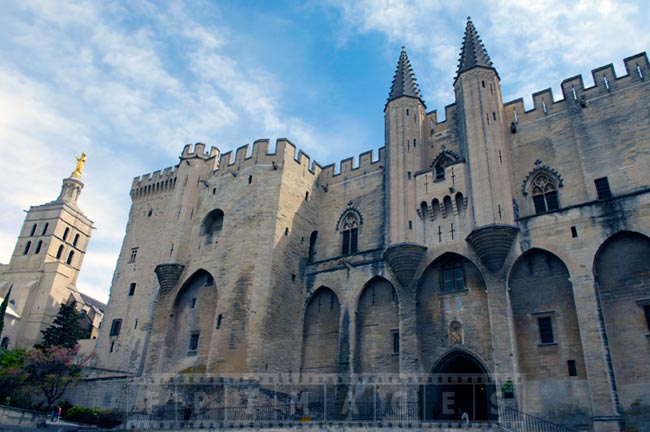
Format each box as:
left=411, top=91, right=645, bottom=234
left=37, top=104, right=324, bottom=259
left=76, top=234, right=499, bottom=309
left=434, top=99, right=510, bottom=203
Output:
left=200, top=209, right=224, bottom=245
left=340, top=212, right=359, bottom=256
left=531, top=174, right=559, bottom=214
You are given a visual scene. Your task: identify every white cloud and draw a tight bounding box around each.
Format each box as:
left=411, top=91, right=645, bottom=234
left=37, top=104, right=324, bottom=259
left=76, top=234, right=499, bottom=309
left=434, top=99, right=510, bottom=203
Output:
left=0, top=0, right=335, bottom=301
left=329, top=0, right=650, bottom=110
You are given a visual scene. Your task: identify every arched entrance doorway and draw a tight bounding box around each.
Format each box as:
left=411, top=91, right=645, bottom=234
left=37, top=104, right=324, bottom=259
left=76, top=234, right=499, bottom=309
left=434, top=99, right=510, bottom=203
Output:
left=421, top=350, right=496, bottom=421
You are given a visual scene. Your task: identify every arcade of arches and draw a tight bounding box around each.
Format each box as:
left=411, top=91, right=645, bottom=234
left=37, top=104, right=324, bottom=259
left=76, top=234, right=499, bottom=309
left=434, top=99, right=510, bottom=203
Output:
left=296, top=231, right=650, bottom=422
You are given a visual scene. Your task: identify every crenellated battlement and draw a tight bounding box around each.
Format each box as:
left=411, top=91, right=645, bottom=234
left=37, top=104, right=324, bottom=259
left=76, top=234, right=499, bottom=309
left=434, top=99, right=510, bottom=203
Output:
left=504, top=52, right=649, bottom=124
left=318, top=147, right=385, bottom=185
left=180, top=142, right=220, bottom=160
left=214, top=138, right=320, bottom=178
left=131, top=166, right=178, bottom=200
left=426, top=103, right=458, bottom=131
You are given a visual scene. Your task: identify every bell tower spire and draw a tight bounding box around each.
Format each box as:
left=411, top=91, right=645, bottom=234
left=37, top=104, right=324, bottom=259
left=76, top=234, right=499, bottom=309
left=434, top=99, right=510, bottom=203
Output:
left=454, top=18, right=517, bottom=273
left=387, top=47, right=424, bottom=107
left=383, top=47, right=428, bottom=287
left=455, top=17, right=497, bottom=81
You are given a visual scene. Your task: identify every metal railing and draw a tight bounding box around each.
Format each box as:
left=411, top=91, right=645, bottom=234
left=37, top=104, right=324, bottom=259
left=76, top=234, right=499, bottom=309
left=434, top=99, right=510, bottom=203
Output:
left=498, top=404, right=578, bottom=432
left=127, top=400, right=422, bottom=427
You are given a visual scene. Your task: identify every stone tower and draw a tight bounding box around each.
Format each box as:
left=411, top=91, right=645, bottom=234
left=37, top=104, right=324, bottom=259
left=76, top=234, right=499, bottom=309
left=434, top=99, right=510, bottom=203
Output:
left=454, top=18, right=517, bottom=272
left=383, top=48, right=429, bottom=287
left=0, top=155, right=93, bottom=348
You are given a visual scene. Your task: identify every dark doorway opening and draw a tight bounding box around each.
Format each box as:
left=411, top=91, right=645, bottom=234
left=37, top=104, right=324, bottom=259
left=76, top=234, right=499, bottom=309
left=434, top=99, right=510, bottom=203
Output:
left=420, top=351, right=496, bottom=421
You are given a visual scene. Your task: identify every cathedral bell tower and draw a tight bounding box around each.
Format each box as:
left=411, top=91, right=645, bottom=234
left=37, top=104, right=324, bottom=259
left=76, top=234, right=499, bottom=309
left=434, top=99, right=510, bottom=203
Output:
left=454, top=18, right=518, bottom=272
left=0, top=153, right=94, bottom=348
left=383, top=48, right=428, bottom=287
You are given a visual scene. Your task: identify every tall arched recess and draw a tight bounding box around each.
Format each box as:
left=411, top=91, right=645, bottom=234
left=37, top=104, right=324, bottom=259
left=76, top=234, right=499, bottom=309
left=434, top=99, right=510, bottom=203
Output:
left=594, top=231, right=650, bottom=413
left=509, top=249, right=589, bottom=421
left=302, top=287, right=341, bottom=373
left=164, top=269, right=217, bottom=371
left=416, top=253, right=491, bottom=373
left=355, top=278, right=399, bottom=374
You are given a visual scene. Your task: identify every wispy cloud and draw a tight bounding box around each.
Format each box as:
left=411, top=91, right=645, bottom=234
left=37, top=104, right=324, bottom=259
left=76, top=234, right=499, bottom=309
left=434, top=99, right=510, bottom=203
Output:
left=0, top=1, right=332, bottom=301
left=330, top=0, right=650, bottom=110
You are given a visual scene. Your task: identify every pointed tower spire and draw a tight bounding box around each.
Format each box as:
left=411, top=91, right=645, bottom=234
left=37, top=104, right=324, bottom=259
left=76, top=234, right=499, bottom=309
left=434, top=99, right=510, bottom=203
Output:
left=387, top=47, right=424, bottom=107
left=456, top=17, right=496, bottom=80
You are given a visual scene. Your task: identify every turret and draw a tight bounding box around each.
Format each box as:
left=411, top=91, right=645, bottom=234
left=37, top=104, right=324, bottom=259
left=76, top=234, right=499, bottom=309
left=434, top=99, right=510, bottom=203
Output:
left=454, top=18, right=518, bottom=272
left=383, top=48, right=428, bottom=286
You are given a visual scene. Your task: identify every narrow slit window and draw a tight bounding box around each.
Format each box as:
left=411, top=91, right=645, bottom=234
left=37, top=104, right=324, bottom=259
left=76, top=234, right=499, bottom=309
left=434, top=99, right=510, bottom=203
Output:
left=35, top=240, right=42, bottom=254
left=128, top=283, right=136, bottom=296
left=30, top=224, right=37, bottom=236
left=23, top=241, right=31, bottom=255
left=392, top=332, right=400, bottom=354
left=567, top=360, right=577, bottom=377
left=216, top=314, right=223, bottom=329
left=189, top=332, right=200, bottom=351
left=66, top=250, right=75, bottom=265
left=41, top=223, right=49, bottom=236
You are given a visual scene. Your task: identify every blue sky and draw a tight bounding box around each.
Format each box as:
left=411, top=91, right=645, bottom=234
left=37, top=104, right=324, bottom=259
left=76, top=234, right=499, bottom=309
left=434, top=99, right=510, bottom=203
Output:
left=1, top=0, right=649, bottom=302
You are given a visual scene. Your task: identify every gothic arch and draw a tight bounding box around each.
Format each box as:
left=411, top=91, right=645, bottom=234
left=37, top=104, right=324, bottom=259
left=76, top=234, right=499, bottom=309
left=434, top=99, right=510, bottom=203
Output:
left=200, top=209, right=224, bottom=245
left=355, top=277, right=399, bottom=374
left=423, top=348, right=496, bottom=421
left=337, top=207, right=363, bottom=256
left=430, top=347, right=491, bottom=375
left=521, top=165, right=564, bottom=196
left=335, top=206, right=364, bottom=231
left=593, top=231, right=650, bottom=410
left=302, top=287, right=341, bottom=373
left=164, top=269, right=218, bottom=370
left=509, top=248, right=588, bottom=415
left=416, top=252, right=491, bottom=377
left=431, top=149, right=462, bottom=181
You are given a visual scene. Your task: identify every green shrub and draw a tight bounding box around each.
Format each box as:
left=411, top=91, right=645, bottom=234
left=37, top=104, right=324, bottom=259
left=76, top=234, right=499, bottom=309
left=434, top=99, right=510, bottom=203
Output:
left=64, top=405, right=124, bottom=428
left=96, top=408, right=124, bottom=428
left=64, top=406, right=101, bottom=424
